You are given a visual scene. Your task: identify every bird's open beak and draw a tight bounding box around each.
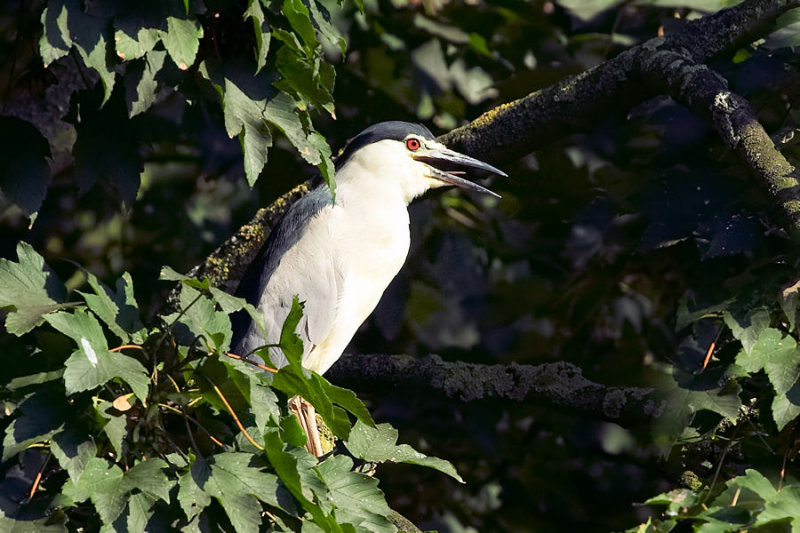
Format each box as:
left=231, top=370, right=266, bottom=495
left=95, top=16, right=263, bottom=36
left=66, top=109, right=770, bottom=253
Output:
left=414, top=147, right=506, bottom=198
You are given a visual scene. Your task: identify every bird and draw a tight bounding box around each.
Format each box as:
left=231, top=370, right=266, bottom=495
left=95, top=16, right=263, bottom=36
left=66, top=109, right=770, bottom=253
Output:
left=230, top=121, right=506, bottom=455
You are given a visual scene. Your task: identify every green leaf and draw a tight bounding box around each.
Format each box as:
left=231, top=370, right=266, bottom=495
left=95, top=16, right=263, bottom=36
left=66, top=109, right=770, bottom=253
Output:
left=244, top=0, right=271, bottom=73
left=80, top=271, right=146, bottom=344
left=46, top=310, right=149, bottom=401
left=781, top=279, right=800, bottom=332
left=125, top=459, right=172, bottom=502
left=675, top=296, right=730, bottom=331
left=771, top=383, right=800, bottom=430
left=63, top=458, right=127, bottom=524
left=312, top=375, right=373, bottom=427
left=0, top=241, right=65, bottom=335
left=177, top=459, right=212, bottom=521
left=161, top=16, right=202, bottom=70
left=736, top=328, right=800, bottom=394
left=755, top=486, right=800, bottom=526
left=262, top=430, right=333, bottom=527
left=308, top=130, right=336, bottom=196
left=0, top=117, right=51, bottom=218
left=2, top=389, right=66, bottom=461
left=39, top=2, right=72, bottom=66
left=279, top=296, right=305, bottom=365
left=170, top=285, right=232, bottom=352
left=125, top=50, right=168, bottom=117
left=731, top=469, right=777, bottom=501
left=272, top=367, right=352, bottom=439
left=282, top=0, right=319, bottom=56
left=653, top=375, right=741, bottom=446
left=94, top=399, right=127, bottom=457
left=218, top=76, right=273, bottom=186
left=180, top=453, right=296, bottom=531
left=723, top=307, right=770, bottom=356
left=345, top=421, right=462, bottom=482
left=127, top=492, right=157, bottom=532
left=51, top=427, right=98, bottom=483
left=314, top=455, right=395, bottom=532
left=209, top=453, right=296, bottom=515
left=114, top=27, right=160, bottom=61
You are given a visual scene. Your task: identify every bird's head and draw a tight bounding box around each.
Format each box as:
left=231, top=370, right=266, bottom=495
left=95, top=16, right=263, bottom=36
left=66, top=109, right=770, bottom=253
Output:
left=335, top=121, right=506, bottom=204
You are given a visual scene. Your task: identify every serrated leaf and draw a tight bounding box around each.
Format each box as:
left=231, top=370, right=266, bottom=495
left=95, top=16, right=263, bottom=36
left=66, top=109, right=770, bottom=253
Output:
left=262, top=430, right=333, bottom=527
left=282, top=0, right=319, bottom=56
left=94, top=399, right=128, bottom=457
left=125, top=49, right=167, bottom=117
left=80, top=271, right=146, bottom=344
left=771, top=383, right=800, bottom=430
left=177, top=459, right=212, bottom=520
left=723, top=307, right=770, bottom=356
left=114, top=27, right=160, bottom=61
left=307, top=0, right=345, bottom=54
left=46, top=310, right=150, bottom=401
left=0, top=241, right=65, bottom=335
left=125, top=459, right=172, bottom=502
left=731, top=469, right=778, bottom=501
left=219, top=76, right=273, bottom=185
left=209, top=453, right=296, bottom=515
left=161, top=16, right=202, bottom=70
left=61, top=458, right=126, bottom=523
left=127, top=492, right=156, bottom=532
left=736, top=328, right=800, bottom=394
left=244, top=0, right=271, bottom=73
left=314, top=455, right=395, bottom=532
left=170, top=285, right=232, bottom=352
left=51, top=427, right=98, bottom=483
left=47, top=0, right=116, bottom=104
left=755, top=486, right=800, bottom=526
left=2, top=389, right=66, bottom=461
left=345, top=421, right=462, bottom=482
left=39, top=2, right=72, bottom=66
left=279, top=296, right=305, bottom=365
left=654, top=375, right=741, bottom=445
left=307, top=130, right=336, bottom=196
left=0, top=117, right=51, bottom=217
left=274, top=46, right=335, bottom=115
left=272, top=367, right=352, bottom=439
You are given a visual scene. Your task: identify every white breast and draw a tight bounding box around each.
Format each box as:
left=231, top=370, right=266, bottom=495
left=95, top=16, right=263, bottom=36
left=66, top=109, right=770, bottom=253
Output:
left=303, top=190, right=411, bottom=374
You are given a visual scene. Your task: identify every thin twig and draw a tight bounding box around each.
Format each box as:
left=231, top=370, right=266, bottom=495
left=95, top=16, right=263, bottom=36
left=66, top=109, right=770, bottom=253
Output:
left=110, top=344, right=143, bottom=352
left=224, top=351, right=278, bottom=373
left=212, top=383, right=264, bottom=450
left=26, top=452, right=50, bottom=502
left=159, top=403, right=224, bottom=447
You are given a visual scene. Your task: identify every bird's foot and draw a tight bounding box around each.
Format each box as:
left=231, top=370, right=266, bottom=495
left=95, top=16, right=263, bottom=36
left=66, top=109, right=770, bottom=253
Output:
left=288, top=395, right=324, bottom=457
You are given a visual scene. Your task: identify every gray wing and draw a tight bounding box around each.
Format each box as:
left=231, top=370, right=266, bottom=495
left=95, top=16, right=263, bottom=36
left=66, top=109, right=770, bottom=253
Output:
left=231, top=187, right=342, bottom=368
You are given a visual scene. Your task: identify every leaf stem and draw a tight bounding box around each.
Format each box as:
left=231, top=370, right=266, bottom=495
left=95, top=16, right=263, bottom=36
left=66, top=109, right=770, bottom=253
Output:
left=212, top=383, right=264, bottom=450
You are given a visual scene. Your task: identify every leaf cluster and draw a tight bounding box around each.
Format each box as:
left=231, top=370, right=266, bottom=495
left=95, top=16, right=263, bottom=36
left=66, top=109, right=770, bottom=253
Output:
left=0, top=243, right=460, bottom=531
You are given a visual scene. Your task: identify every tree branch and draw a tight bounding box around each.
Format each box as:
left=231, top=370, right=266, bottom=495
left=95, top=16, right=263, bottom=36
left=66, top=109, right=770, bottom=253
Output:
left=187, top=0, right=800, bottom=296
left=325, top=354, right=662, bottom=428
left=440, top=0, right=800, bottom=234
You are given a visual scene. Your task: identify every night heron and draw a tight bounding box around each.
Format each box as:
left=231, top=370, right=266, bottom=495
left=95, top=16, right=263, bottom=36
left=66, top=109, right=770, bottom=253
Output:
left=231, top=121, right=506, bottom=455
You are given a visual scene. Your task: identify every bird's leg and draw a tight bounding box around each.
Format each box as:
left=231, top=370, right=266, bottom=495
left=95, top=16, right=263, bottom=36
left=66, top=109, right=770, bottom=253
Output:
left=288, top=395, right=324, bottom=457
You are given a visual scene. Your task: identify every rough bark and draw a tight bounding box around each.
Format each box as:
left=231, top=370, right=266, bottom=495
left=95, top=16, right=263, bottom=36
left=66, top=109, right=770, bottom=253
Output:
left=326, top=354, right=662, bottom=428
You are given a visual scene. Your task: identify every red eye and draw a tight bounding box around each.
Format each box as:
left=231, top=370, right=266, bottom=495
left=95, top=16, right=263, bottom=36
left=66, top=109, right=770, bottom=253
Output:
left=405, top=138, right=421, bottom=151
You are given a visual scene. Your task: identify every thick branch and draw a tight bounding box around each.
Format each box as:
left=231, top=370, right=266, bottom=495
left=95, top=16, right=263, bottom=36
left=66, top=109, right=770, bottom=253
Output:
left=439, top=0, right=800, bottom=165
left=325, top=354, right=663, bottom=428
left=637, top=47, right=800, bottom=234
left=192, top=0, right=800, bottom=291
